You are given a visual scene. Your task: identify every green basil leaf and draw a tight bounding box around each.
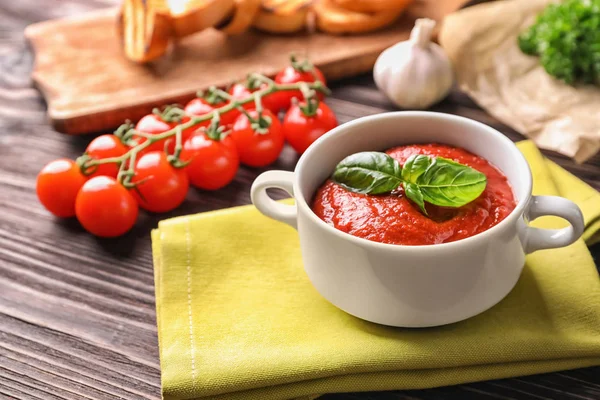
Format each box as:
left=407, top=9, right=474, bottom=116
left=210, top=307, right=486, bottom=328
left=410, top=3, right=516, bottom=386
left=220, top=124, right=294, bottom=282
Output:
left=403, top=182, right=427, bottom=215
left=401, top=154, right=433, bottom=183
left=332, top=152, right=403, bottom=195
left=332, top=152, right=487, bottom=212
left=403, top=155, right=487, bottom=208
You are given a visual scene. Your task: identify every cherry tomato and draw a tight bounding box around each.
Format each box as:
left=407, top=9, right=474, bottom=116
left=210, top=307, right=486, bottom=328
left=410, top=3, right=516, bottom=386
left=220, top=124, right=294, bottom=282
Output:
left=180, top=132, right=239, bottom=190
left=135, top=114, right=195, bottom=154
left=37, top=159, right=87, bottom=218
left=85, top=135, right=128, bottom=178
left=184, top=97, right=238, bottom=127
left=135, top=114, right=172, bottom=153
left=228, top=83, right=255, bottom=111
left=228, top=83, right=279, bottom=114
left=130, top=151, right=189, bottom=213
left=273, top=65, right=327, bottom=110
left=261, top=91, right=283, bottom=115
left=230, top=109, right=284, bottom=167
left=75, top=176, right=138, bottom=237
left=283, top=101, right=338, bottom=154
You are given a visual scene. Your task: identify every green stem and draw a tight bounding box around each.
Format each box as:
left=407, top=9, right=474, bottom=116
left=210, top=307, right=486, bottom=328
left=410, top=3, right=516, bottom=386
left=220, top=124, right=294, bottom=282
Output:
left=254, top=92, right=264, bottom=115
left=173, top=126, right=183, bottom=159
left=235, top=104, right=255, bottom=123
left=129, top=151, right=138, bottom=174
left=205, top=111, right=223, bottom=141
left=299, top=83, right=314, bottom=101
left=290, top=54, right=313, bottom=73
left=167, top=126, right=192, bottom=169
left=119, top=150, right=139, bottom=188
left=213, top=88, right=232, bottom=101
left=250, top=73, right=276, bottom=86
left=298, top=83, right=320, bottom=117
left=202, top=86, right=230, bottom=104
left=132, top=131, right=153, bottom=139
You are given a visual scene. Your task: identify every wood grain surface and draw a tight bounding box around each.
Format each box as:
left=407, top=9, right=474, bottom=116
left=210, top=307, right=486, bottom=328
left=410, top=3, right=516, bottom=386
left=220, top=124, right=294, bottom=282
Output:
left=24, top=0, right=469, bottom=135
left=0, top=1, right=599, bottom=399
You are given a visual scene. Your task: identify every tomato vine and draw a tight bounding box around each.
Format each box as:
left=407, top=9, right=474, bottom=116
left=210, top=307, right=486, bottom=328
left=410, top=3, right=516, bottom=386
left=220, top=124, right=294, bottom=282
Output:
left=76, top=73, right=330, bottom=189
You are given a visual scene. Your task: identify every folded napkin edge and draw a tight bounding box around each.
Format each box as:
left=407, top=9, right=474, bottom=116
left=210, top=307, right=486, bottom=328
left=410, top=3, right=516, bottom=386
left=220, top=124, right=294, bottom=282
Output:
left=162, top=356, right=600, bottom=400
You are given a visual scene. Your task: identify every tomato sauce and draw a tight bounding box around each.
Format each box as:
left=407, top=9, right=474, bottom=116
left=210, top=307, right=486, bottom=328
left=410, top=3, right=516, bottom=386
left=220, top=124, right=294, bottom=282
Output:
left=311, top=144, right=516, bottom=246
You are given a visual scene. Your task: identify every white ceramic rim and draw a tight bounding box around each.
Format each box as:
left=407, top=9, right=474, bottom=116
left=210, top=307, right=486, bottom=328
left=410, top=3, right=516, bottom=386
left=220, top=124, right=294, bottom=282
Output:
left=293, top=111, right=533, bottom=252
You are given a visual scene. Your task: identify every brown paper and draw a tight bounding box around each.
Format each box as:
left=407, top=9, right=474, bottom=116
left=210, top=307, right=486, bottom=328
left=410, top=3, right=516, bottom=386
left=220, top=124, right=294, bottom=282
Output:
left=439, top=0, right=600, bottom=163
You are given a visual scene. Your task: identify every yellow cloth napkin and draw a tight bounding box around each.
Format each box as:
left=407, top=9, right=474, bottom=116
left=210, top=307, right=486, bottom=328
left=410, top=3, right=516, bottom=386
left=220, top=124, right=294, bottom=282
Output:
left=152, top=141, right=600, bottom=400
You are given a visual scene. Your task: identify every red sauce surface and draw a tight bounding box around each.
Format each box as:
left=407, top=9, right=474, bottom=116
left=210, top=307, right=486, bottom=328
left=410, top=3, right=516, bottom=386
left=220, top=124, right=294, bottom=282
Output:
left=311, top=144, right=516, bottom=245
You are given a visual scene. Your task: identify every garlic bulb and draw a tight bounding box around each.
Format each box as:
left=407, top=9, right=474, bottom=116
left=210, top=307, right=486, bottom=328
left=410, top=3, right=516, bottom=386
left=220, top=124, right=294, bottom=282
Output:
left=373, top=18, right=453, bottom=109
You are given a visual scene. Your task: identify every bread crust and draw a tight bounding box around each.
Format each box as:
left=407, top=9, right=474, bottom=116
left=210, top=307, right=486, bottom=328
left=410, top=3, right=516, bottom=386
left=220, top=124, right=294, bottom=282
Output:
left=332, top=0, right=413, bottom=13
left=314, top=0, right=405, bottom=34
left=253, top=0, right=313, bottom=34
left=170, top=0, right=236, bottom=38
left=219, top=0, right=262, bottom=35
left=119, top=0, right=173, bottom=63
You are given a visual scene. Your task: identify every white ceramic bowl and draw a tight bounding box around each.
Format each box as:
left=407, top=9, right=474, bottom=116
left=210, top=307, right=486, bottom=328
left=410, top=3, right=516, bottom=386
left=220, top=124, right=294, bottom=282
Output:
left=251, top=112, right=584, bottom=327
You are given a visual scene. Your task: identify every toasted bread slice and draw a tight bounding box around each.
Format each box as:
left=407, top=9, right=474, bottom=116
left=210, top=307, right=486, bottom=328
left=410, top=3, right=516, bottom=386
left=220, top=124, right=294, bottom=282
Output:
left=314, top=0, right=404, bottom=34
left=331, top=0, right=413, bottom=13
left=170, top=0, right=236, bottom=38
left=119, top=0, right=173, bottom=63
left=217, top=0, right=262, bottom=35
left=253, top=0, right=312, bottom=34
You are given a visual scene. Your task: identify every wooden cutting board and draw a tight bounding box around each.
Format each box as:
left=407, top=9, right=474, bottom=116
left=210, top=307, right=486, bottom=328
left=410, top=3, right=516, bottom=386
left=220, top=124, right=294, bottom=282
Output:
left=25, top=0, right=469, bottom=134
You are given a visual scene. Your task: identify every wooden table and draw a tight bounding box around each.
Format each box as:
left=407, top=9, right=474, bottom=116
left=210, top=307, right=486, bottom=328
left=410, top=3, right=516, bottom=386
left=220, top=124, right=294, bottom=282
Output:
left=1, top=1, right=599, bottom=399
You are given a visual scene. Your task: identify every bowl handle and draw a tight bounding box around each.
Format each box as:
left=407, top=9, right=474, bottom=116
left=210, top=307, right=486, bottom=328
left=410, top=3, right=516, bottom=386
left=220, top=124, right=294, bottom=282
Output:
left=251, top=170, right=297, bottom=229
left=522, top=195, right=584, bottom=254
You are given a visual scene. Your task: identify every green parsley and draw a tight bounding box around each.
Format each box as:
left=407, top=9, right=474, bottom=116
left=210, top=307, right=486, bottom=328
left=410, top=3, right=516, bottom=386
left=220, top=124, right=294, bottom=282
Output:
left=518, top=0, right=600, bottom=85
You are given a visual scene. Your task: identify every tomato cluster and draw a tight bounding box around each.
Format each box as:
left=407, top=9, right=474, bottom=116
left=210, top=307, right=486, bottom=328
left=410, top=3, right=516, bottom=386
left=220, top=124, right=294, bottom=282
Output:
left=37, top=62, right=338, bottom=238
